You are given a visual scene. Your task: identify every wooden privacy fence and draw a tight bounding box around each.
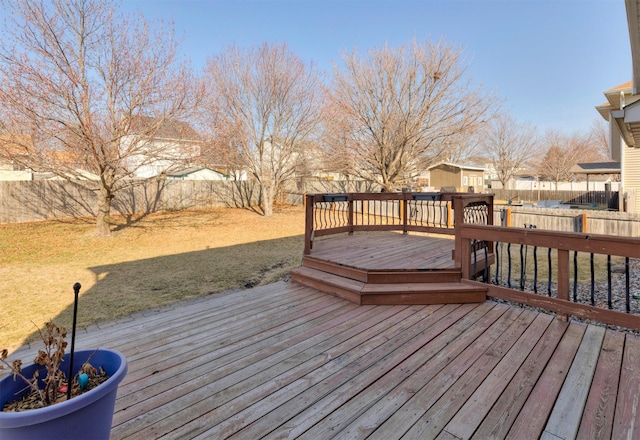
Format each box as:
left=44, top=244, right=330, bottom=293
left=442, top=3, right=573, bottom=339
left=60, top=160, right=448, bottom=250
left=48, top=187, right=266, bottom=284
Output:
left=0, top=178, right=371, bottom=224
left=495, top=206, right=640, bottom=236
left=0, top=180, right=262, bottom=223
left=491, top=189, right=618, bottom=205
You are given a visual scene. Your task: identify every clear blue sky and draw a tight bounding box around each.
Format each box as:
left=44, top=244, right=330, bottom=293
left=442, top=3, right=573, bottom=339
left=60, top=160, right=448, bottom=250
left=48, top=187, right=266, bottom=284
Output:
left=120, top=1, right=635, bottom=135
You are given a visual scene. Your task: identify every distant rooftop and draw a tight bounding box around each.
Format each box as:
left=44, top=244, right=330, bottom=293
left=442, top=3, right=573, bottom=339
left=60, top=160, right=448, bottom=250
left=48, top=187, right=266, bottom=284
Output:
left=569, top=161, right=621, bottom=174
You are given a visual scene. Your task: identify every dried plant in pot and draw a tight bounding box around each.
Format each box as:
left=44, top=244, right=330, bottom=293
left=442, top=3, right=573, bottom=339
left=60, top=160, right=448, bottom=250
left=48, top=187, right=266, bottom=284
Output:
left=0, top=284, right=127, bottom=440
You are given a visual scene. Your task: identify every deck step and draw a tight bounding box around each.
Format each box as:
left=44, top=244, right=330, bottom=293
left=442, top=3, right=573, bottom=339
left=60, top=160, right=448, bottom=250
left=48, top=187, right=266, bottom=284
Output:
left=291, top=266, right=487, bottom=305
left=302, top=256, right=463, bottom=284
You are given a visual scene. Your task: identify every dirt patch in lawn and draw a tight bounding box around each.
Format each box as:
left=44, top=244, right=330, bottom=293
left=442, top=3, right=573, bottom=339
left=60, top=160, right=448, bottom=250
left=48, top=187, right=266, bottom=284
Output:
left=0, top=206, right=305, bottom=352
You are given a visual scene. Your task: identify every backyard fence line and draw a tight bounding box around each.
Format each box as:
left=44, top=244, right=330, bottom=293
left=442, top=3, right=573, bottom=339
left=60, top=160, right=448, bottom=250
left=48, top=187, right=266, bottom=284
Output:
left=495, top=206, right=640, bottom=237
left=2, top=180, right=640, bottom=238
left=490, top=189, right=620, bottom=206
left=0, top=178, right=380, bottom=224
left=0, top=180, right=266, bottom=224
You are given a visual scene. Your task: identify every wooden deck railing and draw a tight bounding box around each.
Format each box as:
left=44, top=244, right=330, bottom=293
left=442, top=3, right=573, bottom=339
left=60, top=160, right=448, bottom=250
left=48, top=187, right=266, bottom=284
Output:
left=303, top=192, right=494, bottom=255
left=303, top=191, right=640, bottom=330
left=460, top=224, right=640, bottom=330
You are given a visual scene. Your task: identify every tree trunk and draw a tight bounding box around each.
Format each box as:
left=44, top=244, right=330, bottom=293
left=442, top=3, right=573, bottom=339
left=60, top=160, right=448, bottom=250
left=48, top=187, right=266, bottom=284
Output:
left=96, top=186, right=112, bottom=236
left=261, top=184, right=274, bottom=217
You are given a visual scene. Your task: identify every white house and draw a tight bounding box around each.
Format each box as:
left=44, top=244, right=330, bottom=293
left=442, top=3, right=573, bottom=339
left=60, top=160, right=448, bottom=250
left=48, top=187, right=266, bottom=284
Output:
left=121, top=116, right=203, bottom=179
left=592, top=0, right=640, bottom=212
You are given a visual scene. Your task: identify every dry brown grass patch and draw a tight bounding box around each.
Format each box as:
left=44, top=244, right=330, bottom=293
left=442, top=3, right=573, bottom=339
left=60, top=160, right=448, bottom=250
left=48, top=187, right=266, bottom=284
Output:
left=0, top=207, right=305, bottom=352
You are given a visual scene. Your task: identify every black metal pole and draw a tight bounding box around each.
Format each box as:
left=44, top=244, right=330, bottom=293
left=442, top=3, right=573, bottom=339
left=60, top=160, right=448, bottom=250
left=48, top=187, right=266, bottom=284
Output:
left=67, top=282, right=81, bottom=401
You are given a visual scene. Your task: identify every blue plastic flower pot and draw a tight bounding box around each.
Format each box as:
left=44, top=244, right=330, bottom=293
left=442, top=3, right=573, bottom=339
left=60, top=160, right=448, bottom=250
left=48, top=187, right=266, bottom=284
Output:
left=0, top=349, right=127, bottom=440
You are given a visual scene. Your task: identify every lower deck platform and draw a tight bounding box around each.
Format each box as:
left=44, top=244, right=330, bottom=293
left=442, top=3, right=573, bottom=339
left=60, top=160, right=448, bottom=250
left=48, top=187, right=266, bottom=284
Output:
left=306, top=232, right=457, bottom=271
left=292, top=233, right=488, bottom=305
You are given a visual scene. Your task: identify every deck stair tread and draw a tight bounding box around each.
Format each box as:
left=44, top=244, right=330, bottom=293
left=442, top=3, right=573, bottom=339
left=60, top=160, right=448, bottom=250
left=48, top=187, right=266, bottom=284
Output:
left=301, top=256, right=463, bottom=284
left=291, top=265, right=487, bottom=305
left=362, top=282, right=487, bottom=294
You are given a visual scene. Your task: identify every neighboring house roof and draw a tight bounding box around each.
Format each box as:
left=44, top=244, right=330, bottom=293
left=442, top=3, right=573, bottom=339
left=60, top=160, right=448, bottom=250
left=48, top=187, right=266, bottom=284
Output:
left=569, top=161, right=621, bottom=174
left=596, top=81, right=640, bottom=147
left=595, top=82, right=635, bottom=119
left=612, top=81, right=633, bottom=90
left=595, top=1, right=640, bottom=146
left=427, top=162, right=486, bottom=172
left=611, top=96, right=640, bottom=147
left=166, top=167, right=227, bottom=179
left=129, top=116, right=202, bottom=141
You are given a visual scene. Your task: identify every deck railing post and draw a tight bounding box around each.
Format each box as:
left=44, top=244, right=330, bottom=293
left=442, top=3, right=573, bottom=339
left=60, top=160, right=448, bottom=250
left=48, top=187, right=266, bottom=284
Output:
left=401, top=194, right=408, bottom=235
left=348, top=195, right=354, bottom=235
left=460, top=236, right=471, bottom=280
left=304, top=194, right=314, bottom=255
left=557, top=248, right=570, bottom=321
left=486, top=194, right=494, bottom=226
left=452, top=196, right=465, bottom=267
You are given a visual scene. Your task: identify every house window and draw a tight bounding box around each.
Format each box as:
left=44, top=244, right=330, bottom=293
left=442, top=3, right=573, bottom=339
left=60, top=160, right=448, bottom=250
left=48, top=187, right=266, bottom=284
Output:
left=478, top=176, right=483, bottom=187
left=463, top=176, right=468, bottom=186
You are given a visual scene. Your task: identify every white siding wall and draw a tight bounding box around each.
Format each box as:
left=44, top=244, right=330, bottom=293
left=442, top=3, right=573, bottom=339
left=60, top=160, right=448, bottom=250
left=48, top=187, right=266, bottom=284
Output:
left=623, top=146, right=640, bottom=213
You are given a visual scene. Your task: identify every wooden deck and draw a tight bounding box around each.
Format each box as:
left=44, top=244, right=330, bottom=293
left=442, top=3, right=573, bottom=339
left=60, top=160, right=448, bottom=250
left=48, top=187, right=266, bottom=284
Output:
left=292, top=233, right=489, bottom=305
left=307, top=232, right=456, bottom=271
left=5, top=280, right=639, bottom=439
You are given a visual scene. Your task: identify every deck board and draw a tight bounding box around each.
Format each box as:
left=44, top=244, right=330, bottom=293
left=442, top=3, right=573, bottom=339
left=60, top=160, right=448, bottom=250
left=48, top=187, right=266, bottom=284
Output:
left=470, top=318, right=569, bottom=439
left=543, top=324, right=605, bottom=439
left=612, top=334, right=640, bottom=439
left=577, top=328, right=625, bottom=439
left=310, top=233, right=455, bottom=271
left=443, top=312, right=554, bottom=439
left=506, top=322, right=587, bottom=438
left=3, top=276, right=636, bottom=439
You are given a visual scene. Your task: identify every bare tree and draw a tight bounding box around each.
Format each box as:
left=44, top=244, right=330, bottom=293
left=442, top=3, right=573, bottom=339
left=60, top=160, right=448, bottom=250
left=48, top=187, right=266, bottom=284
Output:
left=0, top=0, right=201, bottom=235
left=588, top=118, right=612, bottom=161
left=538, top=129, right=604, bottom=188
left=538, top=144, right=574, bottom=190
left=479, top=113, right=539, bottom=189
left=326, top=39, right=496, bottom=191
left=203, top=43, right=323, bottom=216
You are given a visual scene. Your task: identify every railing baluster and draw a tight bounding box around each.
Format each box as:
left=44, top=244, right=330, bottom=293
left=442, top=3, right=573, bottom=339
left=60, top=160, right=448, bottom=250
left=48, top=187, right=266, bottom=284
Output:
left=533, top=245, right=538, bottom=294
left=494, top=242, right=501, bottom=284
left=520, top=244, right=525, bottom=291
left=590, top=253, right=595, bottom=306
left=626, top=257, right=631, bottom=313
left=472, top=239, right=478, bottom=280
left=548, top=248, right=552, bottom=297
left=507, top=243, right=512, bottom=288
left=483, top=243, right=489, bottom=282
left=573, top=251, right=578, bottom=302
left=607, top=255, right=612, bottom=309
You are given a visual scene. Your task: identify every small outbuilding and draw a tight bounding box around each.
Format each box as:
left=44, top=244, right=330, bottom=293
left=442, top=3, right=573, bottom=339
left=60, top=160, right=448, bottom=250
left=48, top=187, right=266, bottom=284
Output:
left=426, top=162, right=486, bottom=192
